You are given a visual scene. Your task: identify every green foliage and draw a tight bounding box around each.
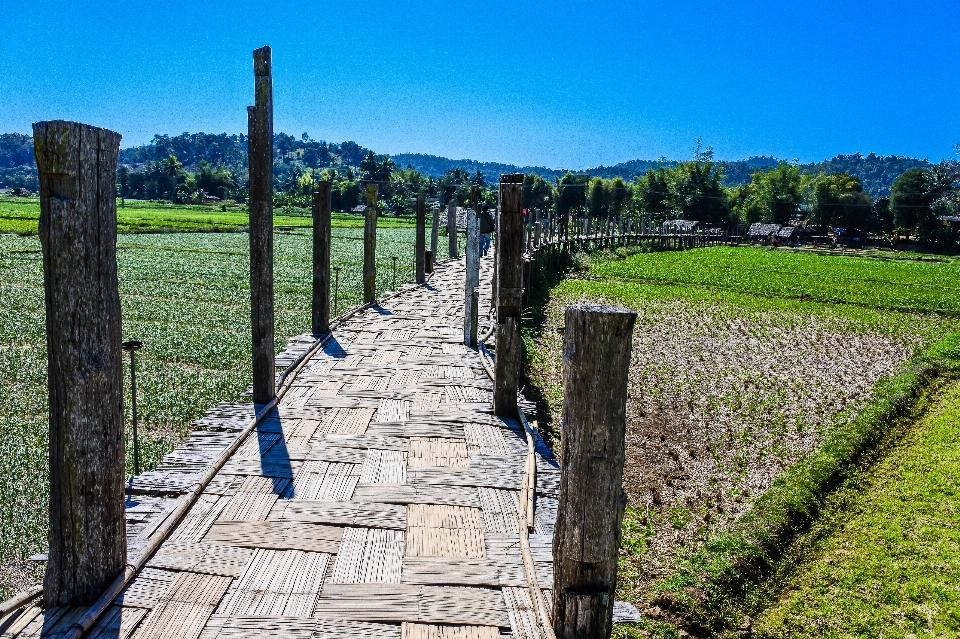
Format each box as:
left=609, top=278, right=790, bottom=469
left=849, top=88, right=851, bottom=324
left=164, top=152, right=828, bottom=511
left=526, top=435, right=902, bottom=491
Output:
left=809, top=171, right=872, bottom=229
left=891, top=167, right=935, bottom=232
left=731, top=162, right=805, bottom=224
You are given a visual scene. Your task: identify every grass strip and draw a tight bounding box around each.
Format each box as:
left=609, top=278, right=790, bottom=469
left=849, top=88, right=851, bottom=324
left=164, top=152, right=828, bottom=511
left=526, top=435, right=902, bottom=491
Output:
left=649, top=329, right=960, bottom=634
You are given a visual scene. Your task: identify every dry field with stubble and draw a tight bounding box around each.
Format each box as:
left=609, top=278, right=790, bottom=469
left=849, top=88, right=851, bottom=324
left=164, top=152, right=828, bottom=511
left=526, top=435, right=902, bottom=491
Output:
left=526, top=246, right=960, bottom=630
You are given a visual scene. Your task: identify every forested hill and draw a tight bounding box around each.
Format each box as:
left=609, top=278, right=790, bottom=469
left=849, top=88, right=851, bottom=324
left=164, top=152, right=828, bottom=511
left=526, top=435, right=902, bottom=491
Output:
left=0, top=130, right=937, bottom=197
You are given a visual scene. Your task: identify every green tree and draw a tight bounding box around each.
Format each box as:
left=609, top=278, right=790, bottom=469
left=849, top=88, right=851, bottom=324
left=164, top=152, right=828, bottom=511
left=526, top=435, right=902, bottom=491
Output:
left=523, top=173, right=554, bottom=212
left=669, top=160, right=730, bottom=225
left=161, top=154, right=183, bottom=203
left=588, top=177, right=607, bottom=220
left=809, top=172, right=872, bottom=229
left=890, top=168, right=935, bottom=233
left=634, top=168, right=671, bottom=225
left=555, top=173, right=588, bottom=219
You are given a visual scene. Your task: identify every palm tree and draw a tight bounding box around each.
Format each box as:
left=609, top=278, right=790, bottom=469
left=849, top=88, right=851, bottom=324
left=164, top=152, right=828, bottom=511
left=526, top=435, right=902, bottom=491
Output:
left=161, top=155, right=183, bottom=203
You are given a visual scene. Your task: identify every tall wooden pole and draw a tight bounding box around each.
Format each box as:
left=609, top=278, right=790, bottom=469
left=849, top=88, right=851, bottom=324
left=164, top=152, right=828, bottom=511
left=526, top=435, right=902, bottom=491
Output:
left=363, top=184, right=378, bottom=303
left=312, top=181, right=331, bottom=334
left=464, top=186, right=480, bottom=346
left=494, top=174, right=524, bottom=416
left=447, top=199, right=458, bottom=258
left=34, top=120, right=126, bottom=607
left=248, top=45, right=275, bottom=405
left=430, top=202, right=439, bottom=261
left=415, top=194, right=426, bottom=285
left=553, top=303, right=636, bottom=639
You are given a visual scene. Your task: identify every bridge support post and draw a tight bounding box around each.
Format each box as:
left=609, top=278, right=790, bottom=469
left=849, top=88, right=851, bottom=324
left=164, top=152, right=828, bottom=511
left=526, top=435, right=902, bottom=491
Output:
left=35, top=120, right=126, bottom=607
left=464, top=187, right=480, bottom=346
left=363, top=184, right=378, bottom=302
left=415, top=195, right=426, bottom=285
left=312, top=181, right=331, bottom=334
left=430, top=202, right=439, bottom=268
left=553, top=303, right=636, bottom=639
left=494, top=174, right=524, bottom=416
left=447, top=199, right=458, bottom=258
left=248, top=45, right=276, bottom=404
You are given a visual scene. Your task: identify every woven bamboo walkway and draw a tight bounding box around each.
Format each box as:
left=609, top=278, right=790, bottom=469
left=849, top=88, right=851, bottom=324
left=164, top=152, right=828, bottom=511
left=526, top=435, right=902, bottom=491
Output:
left=2, top=256, right=565, bottom=639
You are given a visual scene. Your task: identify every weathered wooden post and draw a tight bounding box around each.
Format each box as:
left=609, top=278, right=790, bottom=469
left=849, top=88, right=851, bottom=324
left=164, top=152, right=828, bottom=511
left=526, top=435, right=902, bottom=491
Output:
left=494, top=174, right=524, bottom=416
left=553, top=303, right=636, bottom=639
left=430, top=202, right=439, bottom=266
left=363, top=184, right=378, bottom=302
left=248, top=45, right=276, bottom=405
left=447, top=199, right=458, bottom=258
left=464, top=187, right=480, bottom=346
left=415, top=194, right=426, bottom=285
left=312, top=181, right=331, bottom=334
left=34, top=120, right=126, bottom=607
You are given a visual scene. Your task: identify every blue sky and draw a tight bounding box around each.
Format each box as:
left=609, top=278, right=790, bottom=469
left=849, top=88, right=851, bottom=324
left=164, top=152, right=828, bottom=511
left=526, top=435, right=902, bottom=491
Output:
left=2, top=0, right=958, bottom=168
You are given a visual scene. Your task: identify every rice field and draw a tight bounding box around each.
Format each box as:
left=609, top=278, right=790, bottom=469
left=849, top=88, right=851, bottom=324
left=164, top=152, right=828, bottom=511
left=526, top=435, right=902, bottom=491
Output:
left=0, top=222, right=425, bottom=598
left=526, top=246, right=960, bottom=636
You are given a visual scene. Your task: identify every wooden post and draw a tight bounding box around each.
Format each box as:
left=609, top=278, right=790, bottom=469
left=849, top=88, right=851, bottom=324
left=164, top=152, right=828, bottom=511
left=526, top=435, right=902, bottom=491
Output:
left=553, top=303, right=636, bottom=639
left=494, top=174, right=524, bottom=416
left=464, top=187, right=480, bottom=346
left=363, top=184, right=378, bottom=303
left=34, top=120, right=126, bottom=608
left=312, top=181, right=331, bottom=334
left=415, top=195, right=426, bottom=285
left=248, top=45, right=275, bottom=405
left=430, top=203, right=439, bottom=261
left=447, top=199, right=458, bottom=258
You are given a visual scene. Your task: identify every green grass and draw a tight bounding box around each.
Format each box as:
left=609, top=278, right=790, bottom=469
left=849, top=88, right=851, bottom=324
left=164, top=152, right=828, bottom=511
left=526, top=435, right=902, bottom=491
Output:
left=0, top=222, right=419, bottom=598
left=0, top=196, right=421, bottom=234
left=756, top=378, right=960, bottom=638
left=590, top=246, right=960, bottom=315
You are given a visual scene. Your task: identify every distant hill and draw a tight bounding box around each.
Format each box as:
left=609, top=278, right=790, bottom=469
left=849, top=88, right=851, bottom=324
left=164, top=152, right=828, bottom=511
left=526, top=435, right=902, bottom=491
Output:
left=0, top=131, right=937, bottom=197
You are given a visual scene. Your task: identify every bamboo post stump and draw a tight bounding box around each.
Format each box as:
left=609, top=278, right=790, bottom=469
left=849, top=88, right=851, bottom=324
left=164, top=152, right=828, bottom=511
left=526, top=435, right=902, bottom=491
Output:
left=363, top=184, right=378, bottom=303
left=552, top=303, right=636, bottom=639
left=415, top=195, right=426, bottom=284
left=248, top=45, right=276, bottom=404
left=494, top=174, right=524, bottom=416
left=312, top=181, right=332, bottom=334
left=447, top=199, right=458, bottom=258
left=34, top=120, right=126, bottom=608
left=430, top=203, right=439, bottom=262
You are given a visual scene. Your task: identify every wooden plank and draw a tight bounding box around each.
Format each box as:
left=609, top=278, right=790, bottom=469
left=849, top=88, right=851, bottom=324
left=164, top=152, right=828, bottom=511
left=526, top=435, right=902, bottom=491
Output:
left=204, top=521, right=343, bottom=553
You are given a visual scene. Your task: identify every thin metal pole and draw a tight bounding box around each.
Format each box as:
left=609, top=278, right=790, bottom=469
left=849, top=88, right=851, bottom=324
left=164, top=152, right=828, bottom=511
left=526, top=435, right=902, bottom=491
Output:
left=130, top=350, right=139, bottom=476
left=332, top=267, right=341, bottom=317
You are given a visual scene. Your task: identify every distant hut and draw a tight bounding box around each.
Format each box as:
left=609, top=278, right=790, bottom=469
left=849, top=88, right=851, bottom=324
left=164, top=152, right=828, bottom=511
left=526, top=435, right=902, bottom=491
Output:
left=747, top=223, right=781, bottom=244
left=351, top=204, right=368, bottom=214
left=661, top=220, right=701, bottom=234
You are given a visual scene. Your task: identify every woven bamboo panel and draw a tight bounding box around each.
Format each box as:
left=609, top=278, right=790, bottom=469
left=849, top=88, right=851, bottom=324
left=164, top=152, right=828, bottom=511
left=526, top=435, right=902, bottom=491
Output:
left=463, top=424, right=509, bottom=456
left=301, top=445, right=366, bottom=465
left=147, top=541, right=254, bottom=577
left=388, top=368, right=421, bottom=389
left=411, top=393, right=442, bottom=412
left=371, top=349, right=404, bottom=364
left=330, top=528, right=404, bottom=584
left=216, top=491, right=280, bottom=522
left=270, top=500, right=407, bottom=530
left=132, top=572, right=232, bottom=639
left=352, top=485, right=480, bottom=508
left=314, top=584, right=420, bottom=621
left=501, top=587, right=540, bottom=639
left=204, top=521, right=343, bottom=553
left=202, top=474, right=247, bottom=497
left=315, top=407, right=376, bottom=434
left=219, top=457, right=300, bottom=479
left=443, top=386, right=489, bottom=404
left=360, top=449, right=408, bottom=483
left=477, top=488, right=520, bottom=535
left=367, top=421, right=465, bottom=439
left=374, top=398, right=411, bottom=423
left=409, top=467, right=521, bottom=490
left=169, top=494, right=230, bottom=542
left=315, top=433, right=410, bottom=452
left=418, top=586, right=508, bottom=627
left=406, top=505, right=484, bottom=559
left=221, top=549, right=329, bottom=617
left=113, top=567, right=178, bottom=608
left=401, top=623, right=500, bottom=639
left=408, top=438, right=469, bottom=468
left=87, top=605, right=148, bottom=639
left=400, top=557, right=500, bottom=587
left=347, top=375, right=391, bottom=392
left=290, top=461, right=360, bottom=500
